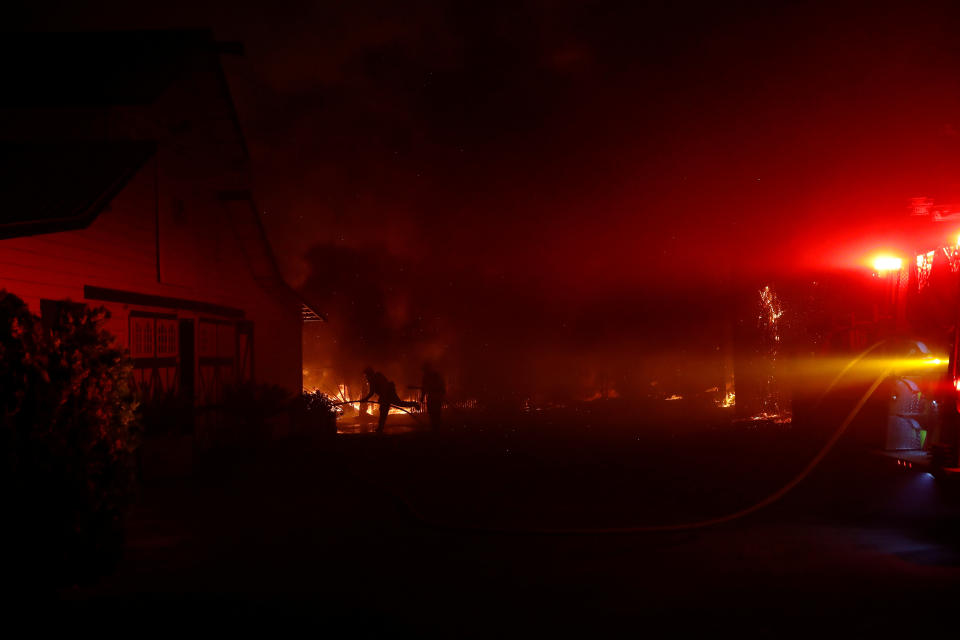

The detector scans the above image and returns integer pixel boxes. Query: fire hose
[330,398,430,424]
[332,362,894,535]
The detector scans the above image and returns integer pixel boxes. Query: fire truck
[805,199,960,476]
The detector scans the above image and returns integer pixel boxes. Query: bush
[298,390,339,437]
[0,292,140,588]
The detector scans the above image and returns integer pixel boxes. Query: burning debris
[718,391,735,408]
[301,379,422,433]
[755,284,789,422]
[759,285,784,343]
[584,389,621,402]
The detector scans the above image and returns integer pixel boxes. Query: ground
[45,410,960,636]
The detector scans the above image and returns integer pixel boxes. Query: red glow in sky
[16,1,960,293]
[14,0,960,395]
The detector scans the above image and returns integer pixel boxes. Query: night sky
[13,0,960,399]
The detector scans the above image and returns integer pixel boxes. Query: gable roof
[0,29,245,239]
[0,31,315,317]
[0,30,221,107]
[0,142,156,239]
[0,30,249,157]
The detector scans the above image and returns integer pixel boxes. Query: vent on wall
[302,304,324,323]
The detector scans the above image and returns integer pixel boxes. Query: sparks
[758,285,788,420]
[759,285,783,328]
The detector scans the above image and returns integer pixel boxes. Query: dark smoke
[300,241,733,406]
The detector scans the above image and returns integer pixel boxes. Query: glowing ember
[718,391,735,408]
[665,394,683,401]
[584,388,621,401]
[747,412,790,424]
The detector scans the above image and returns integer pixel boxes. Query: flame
[718,391,735,408]
[303,374,423,420]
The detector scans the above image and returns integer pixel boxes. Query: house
[0,30,319,444]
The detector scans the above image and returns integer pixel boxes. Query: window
[129,313,177,360]
[157,318,178,358]
[130,316,156,358]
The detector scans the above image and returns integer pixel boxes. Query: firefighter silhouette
[361,366,419,433]
[420,362,446,430]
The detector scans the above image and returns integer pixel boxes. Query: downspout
[154,153,161,283]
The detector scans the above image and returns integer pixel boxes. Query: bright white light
[873,256,903,273]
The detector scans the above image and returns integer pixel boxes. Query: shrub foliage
[0,291,140,587]
[300,390,339,436]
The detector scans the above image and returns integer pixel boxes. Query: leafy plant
[300,390,339,436]
[1,291,140,588]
